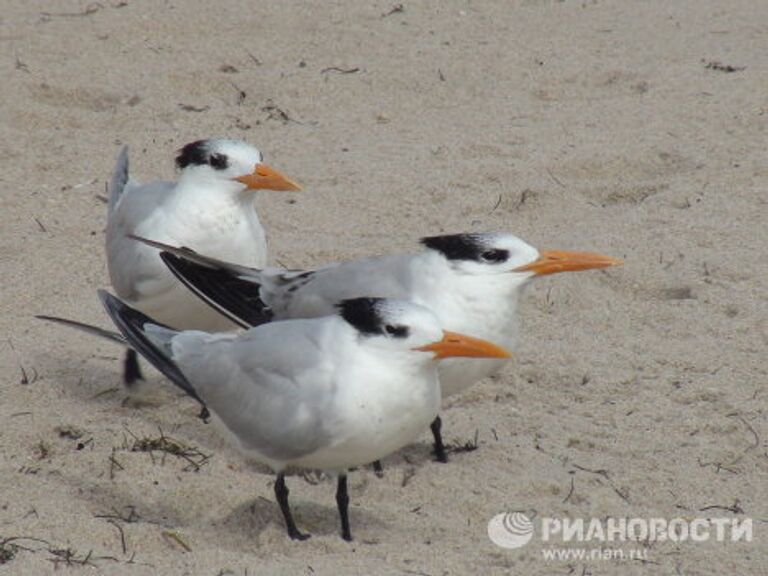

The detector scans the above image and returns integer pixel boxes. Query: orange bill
[235,164,302,191]
[416,331,511,359]
[514,250,623,276]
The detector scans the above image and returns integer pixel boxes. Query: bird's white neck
[411,253,526,347]
[176,172,254,202]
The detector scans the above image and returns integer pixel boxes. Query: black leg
[430,415,448,463]
[123,348,144,388]
[372,460,384,478]
[336,474,352,541]
[274,473,309,541]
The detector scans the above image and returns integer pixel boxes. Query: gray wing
[155,250,414,325]
[171,319,339,461]
[125,237,418,328]
[108,145,130,215]
[265,253,415,318]
[105,179,178,302]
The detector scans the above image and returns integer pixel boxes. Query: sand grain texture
[1,1,765,574]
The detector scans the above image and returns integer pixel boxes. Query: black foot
[274,473,310,541]
[430,416,448,463]
[336,475,352,541]
[198,405,211,423]
[288,526,311,541]
[372,460,384,478]
[123,348,144,387]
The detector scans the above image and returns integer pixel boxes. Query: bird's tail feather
[36,315,127,345]
[107,145,129,214]
[97,290,205,406]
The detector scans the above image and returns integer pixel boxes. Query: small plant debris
[96,505,141,525]
[56,425,85,440]
[19,364,39,385]
[48,547,96,568]
[401,466,416,487]
[106,521,127,554]
[76,437,94,451]
[261,100,294,124]
[108,448,124,479]
[0,540,18,565]
[321,66,360,75]
[41,3,103,19]
[0,535,118,568]
[704,60,745,73]
[382,4,404,17]
[8,340,38,385]
[229,82,246,105]
[161,531,191,552]
[571,463,630,503]
[35,440,51,460]
[699,500,744,514]
[447,429,480,454]
[15,53,30,73]
[178,103,210,113]
[126,428,210,472]
[0,536,50,565]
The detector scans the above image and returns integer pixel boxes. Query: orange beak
[235,164,301,191]
[415,330,511,360]
[514,250,623,276]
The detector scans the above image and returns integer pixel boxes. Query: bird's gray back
[263,253,417,319]
[170,319,342,461]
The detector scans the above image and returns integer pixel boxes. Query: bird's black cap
[175,140,229,170]
[420,233,508,263]
[337,298,387,336]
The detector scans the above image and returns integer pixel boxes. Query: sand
[1,1,765,574]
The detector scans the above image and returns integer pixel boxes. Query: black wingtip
[97,290,206,407]
[159,252,272,329]
[98,289,174,332]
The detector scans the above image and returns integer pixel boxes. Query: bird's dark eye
[481,249,509,263]
[209,153,229,170]
[384,324,409,338]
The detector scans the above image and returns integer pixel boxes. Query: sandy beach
[1,1,765,574]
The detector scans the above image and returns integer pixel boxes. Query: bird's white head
[175,139,301,193]
[336,297,510,361]
[420,232,622,287]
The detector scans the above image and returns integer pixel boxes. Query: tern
[44,291,510,541]
[106,139,301,387]
[136,232,622,462]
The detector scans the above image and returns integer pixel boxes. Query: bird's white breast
[421,274,522,398]
[289,352,441,471]
[106,182,267,331]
